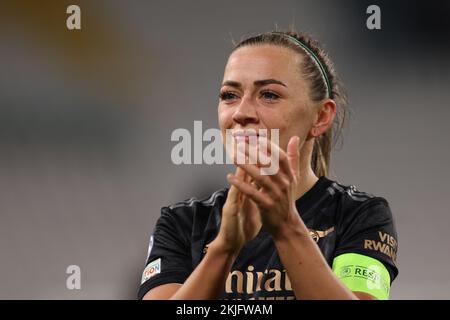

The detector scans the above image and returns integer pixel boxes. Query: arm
[143,238,236,300]
[171,238,237,299]
[227,136,380,300]
[144,168,262,300]
[273,217,359,299]
[260,201,391,300]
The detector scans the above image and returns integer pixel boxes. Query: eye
[219,91,239,102]
[260,91,280,102]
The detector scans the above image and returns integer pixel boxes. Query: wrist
[208,236,241,260]
[271,213,310,243]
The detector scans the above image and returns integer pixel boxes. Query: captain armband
[332,253,391,300]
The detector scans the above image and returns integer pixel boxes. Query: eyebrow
[221,79,287,88]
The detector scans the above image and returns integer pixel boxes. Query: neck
[294,139,319,201]
[294,167,319,201]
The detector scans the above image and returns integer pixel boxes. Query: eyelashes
[219,91,238,101]
[260,91,280,101]
[219,90,281,103]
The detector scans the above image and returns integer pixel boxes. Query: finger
[235,141,248,166]
[287,136,300,183]
[250,179,261,191]
[236,163,281,198]
[235,166,249,203]
[243,167,252,184]
[243,143,294,193]
[228,173,273,208]
[259,137,293,181]
[226,166,247,205]
[241,167,253,202]
[269,138,294,181]
[225,180,239,206]
[240,159,291,200]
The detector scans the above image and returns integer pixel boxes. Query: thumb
[287,136,300,181]
[226,167,246,207]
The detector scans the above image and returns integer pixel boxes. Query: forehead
[223,44,303,83]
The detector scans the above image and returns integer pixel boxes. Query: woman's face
[218,44,317,155]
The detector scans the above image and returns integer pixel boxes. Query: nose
[232,95,259,126]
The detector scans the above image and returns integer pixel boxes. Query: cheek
[280,106,313,140]
[218,105,232,131]
[218,106,235,147]
[260,108,286,129]
[258,110,290,148]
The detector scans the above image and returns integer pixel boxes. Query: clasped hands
[216,136,305,255]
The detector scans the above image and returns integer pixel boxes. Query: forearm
[170,238,237,300]
[274,220,357,300]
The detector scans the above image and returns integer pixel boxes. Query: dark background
[0,0,449,299]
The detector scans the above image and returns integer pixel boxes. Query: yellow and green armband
[332,253,391,300]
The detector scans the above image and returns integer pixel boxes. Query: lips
[231,129,266,138]
[232,130,258,143]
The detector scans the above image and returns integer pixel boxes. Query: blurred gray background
[0,0,449,299]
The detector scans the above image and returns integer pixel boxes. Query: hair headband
[271,32,332,98]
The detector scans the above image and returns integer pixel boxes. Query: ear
[310,99,336,137]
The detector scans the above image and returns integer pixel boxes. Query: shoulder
[151,188,229,249]
[325,179,397,254]
[327,179,399,279]
[159,188,229,224]
[327,178,390,212]
[327,179,387,205]
[165,188,228,215]
[167,188,229,211]
[325,178,394,228]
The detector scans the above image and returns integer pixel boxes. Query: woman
[138,30,398,300]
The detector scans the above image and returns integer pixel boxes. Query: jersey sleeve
[137,206,193,299]
[333,198,399,298]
